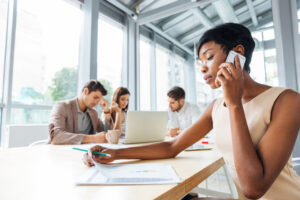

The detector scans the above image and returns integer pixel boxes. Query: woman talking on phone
[84,23,300,200]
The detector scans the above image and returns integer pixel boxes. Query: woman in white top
[84,23,300,200]
[110,87,130,136]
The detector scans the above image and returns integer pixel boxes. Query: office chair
[292,157,300,176]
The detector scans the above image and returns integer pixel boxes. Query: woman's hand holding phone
[216,53,245,108]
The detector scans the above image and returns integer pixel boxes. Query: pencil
[72,147,111,157]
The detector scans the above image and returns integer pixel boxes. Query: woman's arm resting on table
[84,100,216,164]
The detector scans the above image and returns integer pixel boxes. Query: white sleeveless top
[212,87,300,200]
[121,112,127,136]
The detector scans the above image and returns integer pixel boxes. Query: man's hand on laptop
[83,145,116,165]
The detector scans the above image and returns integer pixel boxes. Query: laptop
[121,111,168,144]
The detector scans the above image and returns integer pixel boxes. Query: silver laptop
[121,111,168,144]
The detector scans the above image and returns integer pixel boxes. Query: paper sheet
[76,162,181,185]
[185,143,212,151]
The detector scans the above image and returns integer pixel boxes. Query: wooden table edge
[155,158,225,200]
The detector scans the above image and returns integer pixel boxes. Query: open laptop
[120,111,168,144]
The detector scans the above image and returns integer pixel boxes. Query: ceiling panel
[112,0,273,54]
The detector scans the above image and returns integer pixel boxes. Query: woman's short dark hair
[82,80,107,96]
[112,87,130,112]
[196,23,255,73]
[167,86,185,100]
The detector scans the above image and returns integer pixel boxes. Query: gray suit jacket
[48,98,112,145]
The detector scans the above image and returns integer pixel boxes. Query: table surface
[0,144,224,200]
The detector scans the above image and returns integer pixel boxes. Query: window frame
[97,13,126,94]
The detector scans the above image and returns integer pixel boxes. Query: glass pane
[174,55,185,88]
[156,45,171,111]
[251,50,266,83]
[12,0,82,105]
[262,29,275,41]
[139,37,151,111]
[10,108,51,124]
[264,49,278,86]
[251,26,278,86]
[0,108,2,137]
[0,0,8,102]
[98,16,124,102]
[298,0,300,34]
[252,31,262,42]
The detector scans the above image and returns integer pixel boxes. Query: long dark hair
[111,87,130,122]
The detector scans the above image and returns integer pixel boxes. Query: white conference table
[0,144,224,200]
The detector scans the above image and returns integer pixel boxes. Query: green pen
[72,147,111,157]
[103,124,107,133]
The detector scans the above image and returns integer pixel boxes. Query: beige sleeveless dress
[212,87,300,200]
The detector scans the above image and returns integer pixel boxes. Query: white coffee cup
[105,130,121,144]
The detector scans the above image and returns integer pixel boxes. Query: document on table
[76,162,181,185]
[185,143,212,151]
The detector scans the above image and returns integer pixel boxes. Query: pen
[103,124,107,133]
[72,147,111,157]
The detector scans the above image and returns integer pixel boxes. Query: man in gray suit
[49,80,120,145]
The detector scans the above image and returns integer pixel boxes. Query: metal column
[272,0,300,158]
[1,0,17,146]
[272,0,299,91]
[150,33,157,111]
[125,17,139,110]
[77,0,99,94]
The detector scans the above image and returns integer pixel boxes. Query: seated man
[167,86,201,137]
[49,80,120,145]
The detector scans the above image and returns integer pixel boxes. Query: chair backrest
[28,139,48,147]
[293,133,300,158]
[5,124,49,148]
[292,157,300,176]
[292,131,300,175]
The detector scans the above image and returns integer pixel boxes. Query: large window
[11,0,82,124]
[156,45,172,111]
[251,27,279,86]
[139,36,188,111]
[0,0,8,103]
[97,16,124,103]
[139,36,151,111]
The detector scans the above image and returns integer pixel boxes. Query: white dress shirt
[168,101,201,130]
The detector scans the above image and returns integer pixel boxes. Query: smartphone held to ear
[225,50,246,69]
[215,50,246,88]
